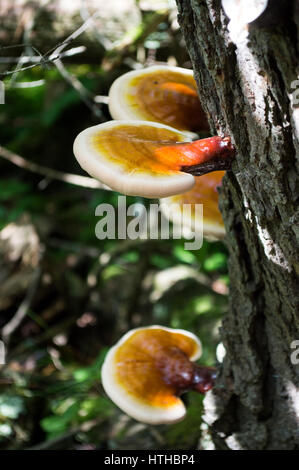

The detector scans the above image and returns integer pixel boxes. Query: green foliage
[41,401,81,435]
[73,350,107,383]
[39,351,112,439]
[173,245,197,264]
[0,395,24,419]
[203,252,227,272]
[164,394,203,449]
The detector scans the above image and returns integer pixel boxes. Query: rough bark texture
[176,0,299,450]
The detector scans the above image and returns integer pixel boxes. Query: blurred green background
[0,0,228,450]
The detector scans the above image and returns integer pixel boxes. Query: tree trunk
[176,0,299,450]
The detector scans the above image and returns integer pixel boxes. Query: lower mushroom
[101,326,216,424]
[160,172,226,241]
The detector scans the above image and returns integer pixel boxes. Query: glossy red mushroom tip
[180,136,236,177]
[192,365,217,394]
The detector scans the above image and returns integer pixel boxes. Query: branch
[0,10,99,78]
[0,46,86,64]
[1,266,42,343]
[49,12,105,117]
[51,13,100,58]
[0,146,111,190]
[54,57,103,118]
[0,46,87,77]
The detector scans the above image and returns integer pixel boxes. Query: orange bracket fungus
[101,326,216,424]
[108,65,209,134]
[160,172,226,241]
[73,120,235,198]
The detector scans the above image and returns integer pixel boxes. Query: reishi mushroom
[101,325,216,424]
[108,65,209,134]
[106,66,229,236]
[160,172,226,241]
[73,120,235,198]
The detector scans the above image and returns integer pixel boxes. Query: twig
[9,9,37,86]
[94,95,109,104]
[1,266,42,343]
[0,17,103,115]
[50,12,104,117]
[54,57,103,118]
[102,11,169,71]
[51,13,100,58]
[0,146,111,191]
[0,61,52,77]
[80,0,113,50]
[0,46,86,64]
[0,49,87,77]
[5,314,81,361]
[27,418,103,450]
[0,43,44,53]
[0,15,94,78]
[7,80,45,88]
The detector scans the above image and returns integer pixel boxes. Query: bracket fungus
[101,326,216,424]
[73,120,235,198]
[108,65,209,134]
[160,172,226,241]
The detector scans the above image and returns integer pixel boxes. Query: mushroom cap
[108,65,209,133]
[73,120,195,198]
[160,172,226,240]
[101,325,202,425]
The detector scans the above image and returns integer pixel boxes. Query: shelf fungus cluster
[101,326,216,424]
[73,65,235,235]
[74,68,224,424]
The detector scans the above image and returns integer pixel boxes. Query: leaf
[150,254,173,269]
[73,349,108,383]
[203,252,227,272]
[173,245,196,264]
[78,396,113,421]
[40,401,80,434]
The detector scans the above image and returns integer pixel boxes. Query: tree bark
[176,0,299,450]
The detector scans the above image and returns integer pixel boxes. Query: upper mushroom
[101,325,216,425]
[73,120,235,198]
[108,65,209,133]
